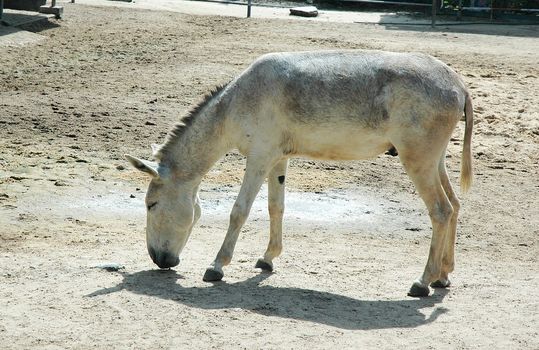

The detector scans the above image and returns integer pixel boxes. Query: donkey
[126,50,473,297]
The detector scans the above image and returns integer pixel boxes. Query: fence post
[247,0,251,17]
[431,0,437,27]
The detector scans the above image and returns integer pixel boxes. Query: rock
[290,6,318,17]
[116,164,125,170]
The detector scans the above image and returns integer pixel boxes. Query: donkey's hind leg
[400,151,454,297]
[431,154,460,289]
[256,159,289,272]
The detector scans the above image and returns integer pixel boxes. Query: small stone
[116,165,125,170]
[94,263,125,272]
[130,194,136,198]
[145,121,156,126]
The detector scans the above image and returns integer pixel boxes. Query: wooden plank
[290,6,319,17]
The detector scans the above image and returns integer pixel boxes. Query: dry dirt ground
[1,4,538,349]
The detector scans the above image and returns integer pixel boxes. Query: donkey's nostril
[156,255,179,268]
[154,251,180,269]
[148,246,179,268]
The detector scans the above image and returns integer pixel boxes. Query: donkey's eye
[147,202,158,210]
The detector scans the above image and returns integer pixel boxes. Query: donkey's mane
[156,82,230,160]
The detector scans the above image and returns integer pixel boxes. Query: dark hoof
[203,268,224,282]
[431,279,451,288]
[255,258,273,272]
[408,282,430,297]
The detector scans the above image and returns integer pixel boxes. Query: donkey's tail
[460,92,473,194]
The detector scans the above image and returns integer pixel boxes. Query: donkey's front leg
[256,159,288,272]
[203,156,280,282]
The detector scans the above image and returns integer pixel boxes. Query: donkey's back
[230,50,469,162]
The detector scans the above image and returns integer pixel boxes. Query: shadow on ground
[1,12,59,34]
[377,14,539,38]
[87,269,448,330]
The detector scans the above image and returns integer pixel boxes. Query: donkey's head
[125,154,201,269]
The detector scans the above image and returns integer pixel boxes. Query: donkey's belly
[292,129,392,160]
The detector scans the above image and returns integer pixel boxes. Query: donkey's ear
[125,154,159,178]
[150,143,162,157]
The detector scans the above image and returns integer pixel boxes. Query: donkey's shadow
[87,270,448,330]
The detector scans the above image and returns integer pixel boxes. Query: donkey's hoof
[203,268,224,282]
[431,279,451,288]
[408,281,430,297]
[255,258,273,272]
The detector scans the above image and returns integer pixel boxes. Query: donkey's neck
[158,89,233,180]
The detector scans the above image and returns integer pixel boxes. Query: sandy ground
[1,3,538,349]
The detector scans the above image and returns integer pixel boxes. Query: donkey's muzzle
[149,247,180,269]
